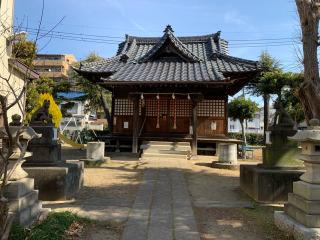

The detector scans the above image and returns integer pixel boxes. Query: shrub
[27,93,62,128]
[228,132,264,146]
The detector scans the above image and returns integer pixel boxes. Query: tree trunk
[296,0,320,120]
[240,120,247,158]
[100,93,111,129]
[263,94,270,143]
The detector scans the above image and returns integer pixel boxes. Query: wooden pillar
[132,96,139,153]
[110,93,115,133]
[191,100,199,159]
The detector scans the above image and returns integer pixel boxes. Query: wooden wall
[112,95,227,137]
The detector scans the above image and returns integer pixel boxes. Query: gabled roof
[139,25,201,63]
[77,25,259,87]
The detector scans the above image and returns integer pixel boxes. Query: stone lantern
[1,125,50,227]
[240,104,304,203]
[275,119,320,239]
[0,126,41,180]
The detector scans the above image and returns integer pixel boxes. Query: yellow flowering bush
[28,93,62,128]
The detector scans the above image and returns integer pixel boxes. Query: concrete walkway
[121,159,200,240]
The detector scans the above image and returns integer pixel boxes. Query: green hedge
[227,132,264,146]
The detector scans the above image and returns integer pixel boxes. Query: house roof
[77,25,259,85]
[56,91,87,100]
[8,58,39,80]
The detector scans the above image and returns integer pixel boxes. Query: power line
[16,26,124,40]
[15,26,301,48]
[16,26,300,44]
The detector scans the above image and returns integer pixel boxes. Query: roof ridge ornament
[164,25,174,33]
[214,31,221,42]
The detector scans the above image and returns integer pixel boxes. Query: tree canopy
[228,97,258,151]
[12,37,36,67]
[228,97,259,123]
[71,52,112,126]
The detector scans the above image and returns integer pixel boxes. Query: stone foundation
[274,211,320,240]
[23,160,84,201]
[240,164,304,203]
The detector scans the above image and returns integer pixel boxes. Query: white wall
[228,108,275,134]
[0,0,27,121]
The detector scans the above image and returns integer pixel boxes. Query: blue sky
[15,0,301,73]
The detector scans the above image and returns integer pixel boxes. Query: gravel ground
[45,150,143,239]
[187,155,291,240]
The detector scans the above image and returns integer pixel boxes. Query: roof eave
[8,58,39,80]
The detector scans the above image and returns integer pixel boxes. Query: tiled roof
[78,25,259,84]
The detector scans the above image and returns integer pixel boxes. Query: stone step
[140,144,191,152]
[14,201,42,227]
[142,141,190,147]
[288,192,320,215]
[143,149,190,155]
[293,181,320,201]
[9,190,39,213]
[141,153,187,160]
[285,203,320,228]
[4,178,34,199]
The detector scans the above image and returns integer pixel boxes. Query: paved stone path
[121,159,201,240]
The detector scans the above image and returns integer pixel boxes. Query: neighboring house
[76,25,260,154]
[228,107,276,134]
[0,0,39,124]
[33,54,77,82]
[58,92,104,133]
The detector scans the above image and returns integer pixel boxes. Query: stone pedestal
[275,119,320,239]
[240,109,304,203]
[23,125,84,201]
[87,142,105,160]
[4,178,50,227]
[240,165,304,203]
[23,160,84,201]
[81,142,109,166]
[25,126,62,166]
[212,143,238,170]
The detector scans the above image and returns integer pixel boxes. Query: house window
[169,99,191,117]
[198,100,225,117]
[114,99,133,116]
[145,99,167,117]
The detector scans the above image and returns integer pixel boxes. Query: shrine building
[76,25,260,157]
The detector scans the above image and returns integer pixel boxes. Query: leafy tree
[228,97,259,156]
[12,37,36,67]
[72,52,112,128]
[247,51,280,142]
[26,75,73,115]
[248,52,305,139]
[26,77,54,114]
